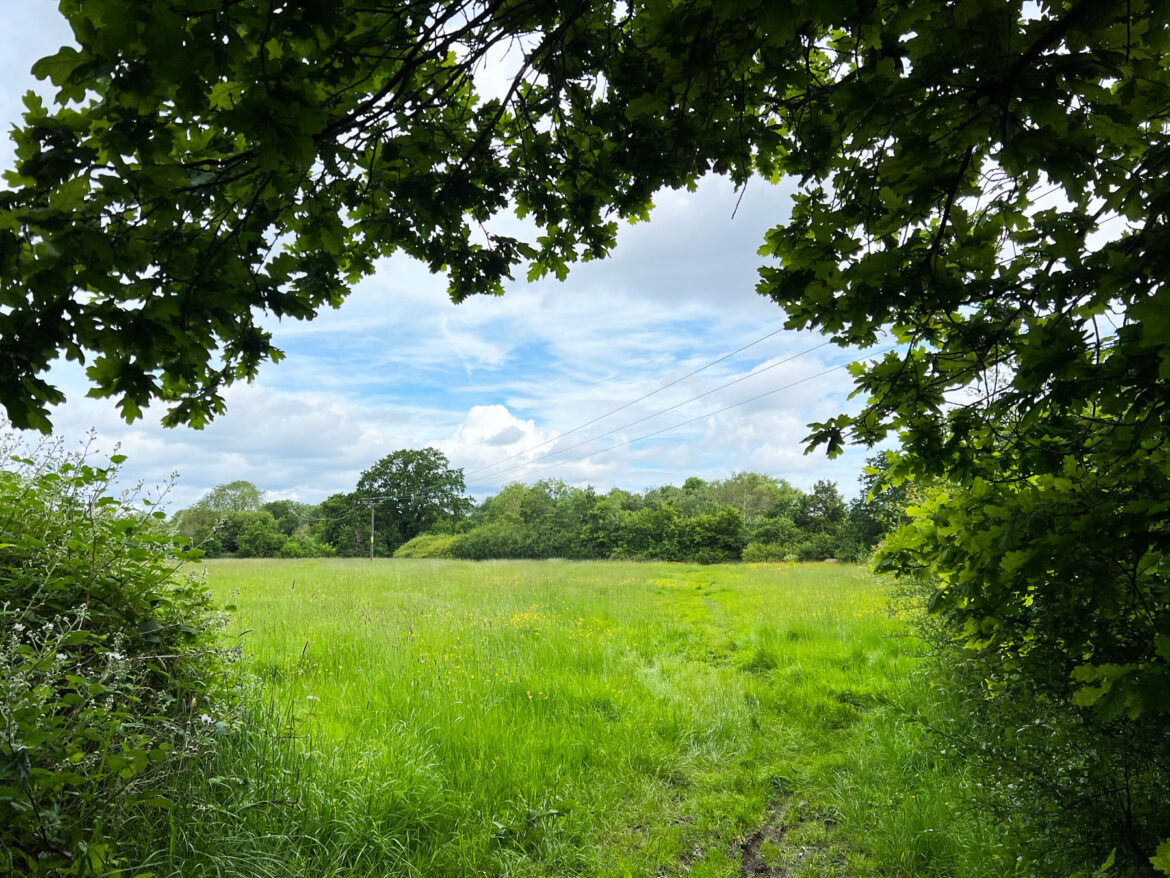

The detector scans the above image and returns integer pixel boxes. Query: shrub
[614,503,684,560]
[236,514,286,557]
[742,541,793,563]
[449,519,531,559]
[393,533,458,558]
[795,531,841,561]
[748,514,800,547]
[213,509,278,555]
[882,463,1170,872]
[189,524,224,558]
[679,505,745,563]
[277,534,338,558]
[0,434,228,875]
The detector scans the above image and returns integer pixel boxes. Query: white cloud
[2,8,882,511]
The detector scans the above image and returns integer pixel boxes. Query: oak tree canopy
[0,0,1164,444]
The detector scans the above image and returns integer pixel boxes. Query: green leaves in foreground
[8,0,1163,446]
[1152,839,1170,875]
[878,440,1170,868]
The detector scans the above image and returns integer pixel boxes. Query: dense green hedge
[394,474,895,564]
[0,438,229,875]
[185,461,907,563]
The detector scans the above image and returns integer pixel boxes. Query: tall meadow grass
[133,559,1007,876]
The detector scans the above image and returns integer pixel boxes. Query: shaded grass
[133,559,1008,876]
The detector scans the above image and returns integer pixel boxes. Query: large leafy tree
[190,479,264,512]
[356,447,471,554]
[793,479,846,535]
[1,0,760,429]
[310,491,365,556]
[4,1,1167,442]
[709,472,800,524]
[170,478,265,546]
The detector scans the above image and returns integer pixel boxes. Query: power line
[464,328,828,479]
[508,347,897,481]
[472,341,841,482]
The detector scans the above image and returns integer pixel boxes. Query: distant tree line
[170,449,908,564]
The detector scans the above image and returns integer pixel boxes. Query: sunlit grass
[144,559,1006,876]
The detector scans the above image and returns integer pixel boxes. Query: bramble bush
[0,433,229,875]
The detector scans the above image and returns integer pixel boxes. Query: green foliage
[277,533,337,559]
[794,480,847,535]
[9,0,1163,454]
[211,510,278,556]
[356,448,471,556]
[597,500,747,564]
[611,502,686,561]
[449,519,532,560]
[793,532,842,563]
[235,514,286,558]
[393,533,458,559]
[880,443,1170,870]
[261,499,313,537]
[1,0,781,429]
[0,435,227,875]
[710,472,801,524]
[456,480,602,560]
[677,505,747,564]
[424,470,903,564]
[171,480,275,557]
[749,514,801,546]
[1153,839,1170,875]
[168,464,905,565]
[193,480,264,513]
[310,492,365,556]
[742,541,791,563]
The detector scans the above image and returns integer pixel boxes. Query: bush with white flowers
[0,434,228,875]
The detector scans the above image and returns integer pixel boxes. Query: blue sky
[2,3,887,510]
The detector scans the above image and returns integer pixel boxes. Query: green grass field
[153,559,1007,877]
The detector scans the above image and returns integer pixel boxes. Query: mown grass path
[190,559,1003,877]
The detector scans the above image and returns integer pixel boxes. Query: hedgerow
[0,434,230,875]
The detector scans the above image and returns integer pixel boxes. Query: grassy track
[156,559,1005,877]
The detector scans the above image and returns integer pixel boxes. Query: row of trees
[170,450,908,564]
[398,468,905,563]
[170,481,332,558]
[170,448,470,558]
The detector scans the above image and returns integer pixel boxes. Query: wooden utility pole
[363,499,381,560]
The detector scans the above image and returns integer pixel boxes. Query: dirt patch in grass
[733,798,848,878]
[738,800,790,877]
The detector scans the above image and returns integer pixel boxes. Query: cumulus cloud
[485,426,524,446]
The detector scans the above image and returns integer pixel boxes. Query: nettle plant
[0,433,228,875]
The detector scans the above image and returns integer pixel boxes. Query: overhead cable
[474,340,841,482]
[508,347,897,480]
[464,329,828,478]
